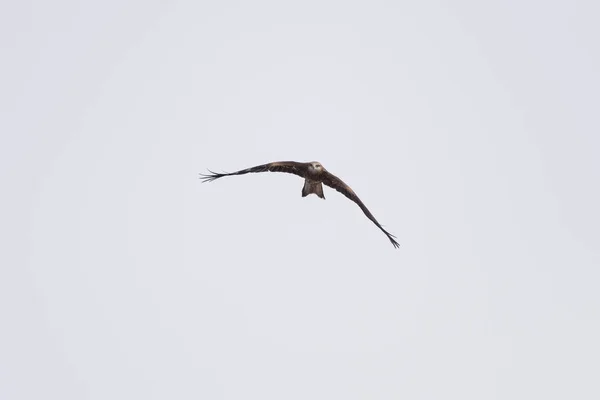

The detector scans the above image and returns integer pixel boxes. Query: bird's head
[309,162,324,172]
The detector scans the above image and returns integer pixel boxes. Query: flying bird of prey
[199,161,399,248]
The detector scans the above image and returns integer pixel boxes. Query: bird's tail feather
[302,180,325,199]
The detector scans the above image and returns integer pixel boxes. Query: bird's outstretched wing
[199,161,309,183]
[321,171,400,248]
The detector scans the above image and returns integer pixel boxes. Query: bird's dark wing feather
[321,171,399,248]
[199,161,309,183]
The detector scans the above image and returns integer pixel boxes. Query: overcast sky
[2,1,599,399]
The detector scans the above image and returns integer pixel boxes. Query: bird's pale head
[309,162,323,171]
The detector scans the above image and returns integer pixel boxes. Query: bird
[199,161,399,248]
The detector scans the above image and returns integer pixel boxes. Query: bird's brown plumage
[199,161,308,182]
[199,161,399,248]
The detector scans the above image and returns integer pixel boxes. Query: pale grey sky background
[1,1,599,399]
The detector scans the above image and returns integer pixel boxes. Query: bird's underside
[199,161,399,248]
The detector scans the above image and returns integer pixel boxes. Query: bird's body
[200,161,399,248]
